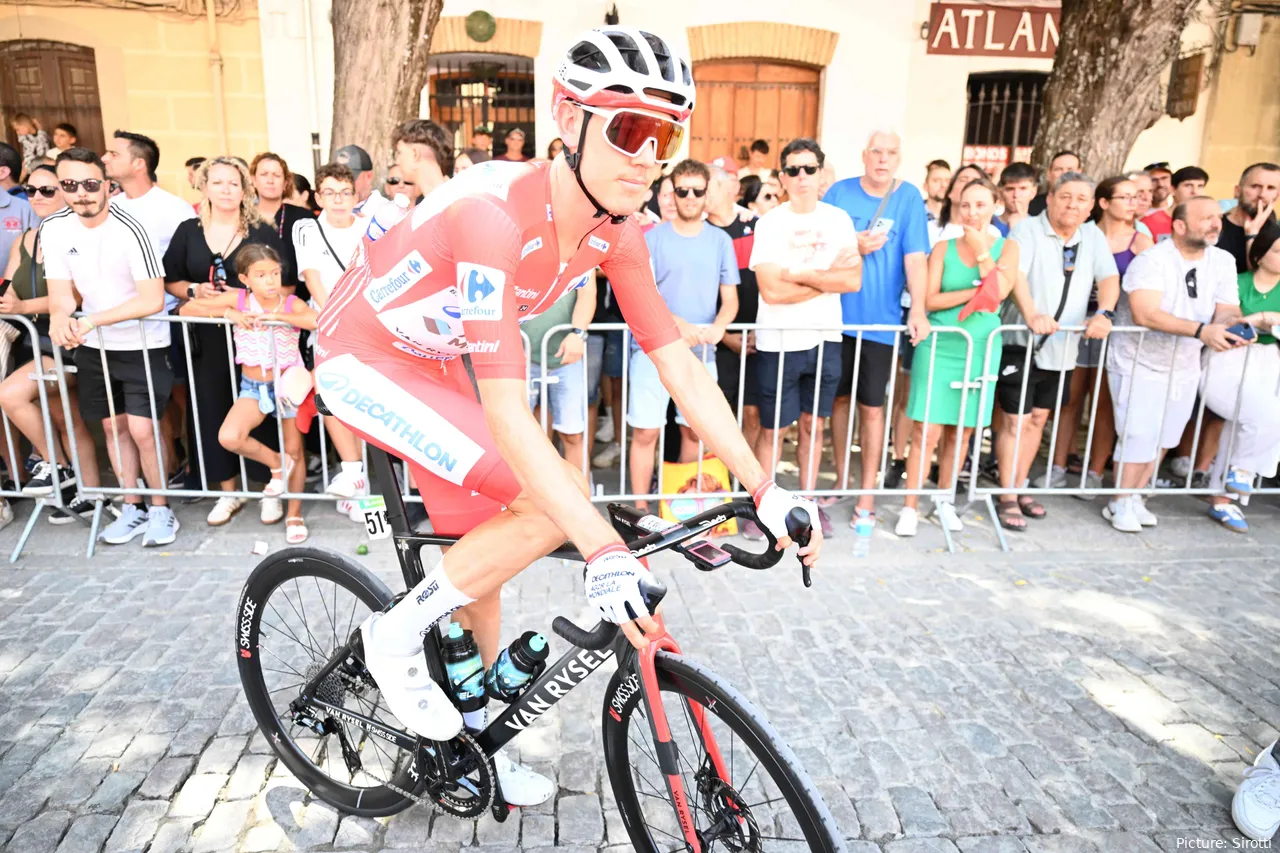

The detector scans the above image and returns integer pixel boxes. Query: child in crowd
[8,114,50,178]
[179,244,316,543]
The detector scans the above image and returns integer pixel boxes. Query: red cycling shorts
[313,349,522,536]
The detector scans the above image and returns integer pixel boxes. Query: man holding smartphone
[821,130,930,521]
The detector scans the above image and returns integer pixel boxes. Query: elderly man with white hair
[821,129,932,526]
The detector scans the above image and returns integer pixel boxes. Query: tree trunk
[329,0,443,178]
[1032,0,1200,178]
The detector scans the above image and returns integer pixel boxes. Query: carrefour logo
[365,250,432,309]
[456,263,505,322]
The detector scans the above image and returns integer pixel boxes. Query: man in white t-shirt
[1104,196,1244,532]
[44,148,177,548]
[293,161,368,507]
[749,138,860,537]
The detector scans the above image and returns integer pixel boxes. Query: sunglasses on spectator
[59,179,103,193]
[210,254,228,287]
[674,187,706,198]
[1185,268,1198,299]
[21,184,59,198]
[1062,245,1078,275]
[782,165,819,177]
[578,104,686,163]
[319,189,355,199]
[385,178,413,186]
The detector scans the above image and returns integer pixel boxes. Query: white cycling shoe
[494,751,555,806]
[360,613,464,742]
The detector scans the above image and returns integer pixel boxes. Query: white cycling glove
[584,545,654,624]
[752,480,819,542]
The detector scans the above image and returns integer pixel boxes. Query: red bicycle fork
[636,615,736,853]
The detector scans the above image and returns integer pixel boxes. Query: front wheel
[602,652,847,852]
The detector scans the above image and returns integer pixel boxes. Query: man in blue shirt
[0,183,37,271]
[821,131,931,523]
[630,158,739,511]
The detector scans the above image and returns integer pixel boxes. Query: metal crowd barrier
[4,311,1272,562]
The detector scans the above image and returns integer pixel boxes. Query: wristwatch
[187,284,197,299]
[1097,309,1115,321]
[571,327,589,341]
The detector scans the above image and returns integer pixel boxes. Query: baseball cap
[710,156,739,175]
[473,123,494,136]
[334,144,373,173]
[506,127,526,139]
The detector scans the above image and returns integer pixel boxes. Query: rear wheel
[236,547,420,816]
[602,652,846,852]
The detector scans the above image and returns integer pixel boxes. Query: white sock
[341,460,364,476]
[372,559,475,656]
[463,706,488,733]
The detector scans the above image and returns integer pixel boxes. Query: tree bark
[1032,0,1201,179]
[329,0,443,178]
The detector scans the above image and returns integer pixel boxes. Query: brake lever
[784,507,813,588]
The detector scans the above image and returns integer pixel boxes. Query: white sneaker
[930,499,964,532]
[1133,498,1158,527]
[1033,465,1068,489]
[494,751,556,807]
[595,414,615,444]
[325,467,367,499]
[1169,455,1193,480]
[336,498,365,523]
[142,506,180,547]
[1234,741,1280,840]
[0,498,12,531]
[359,612,464,742]
[1102,497,1142,533]
[591,442,621,470]
[1073,470,1104,500]
[894,507,918,537]
[261,498,284,525]
[100,502,148,544]
[207,496,245,526]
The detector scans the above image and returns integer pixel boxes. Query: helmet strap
[565,111,626,226]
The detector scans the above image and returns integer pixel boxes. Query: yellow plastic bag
[658,455,738,537]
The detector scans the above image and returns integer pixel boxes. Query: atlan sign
[926,3,1061,59]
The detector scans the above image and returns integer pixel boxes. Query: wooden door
[0,41,105,156]
[690,60,821,168]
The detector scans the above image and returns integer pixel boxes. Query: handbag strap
[314,221,347,273]
[1030,241,1077,357]
[868,180,899,228]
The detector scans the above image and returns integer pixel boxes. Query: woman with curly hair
[163,156,290,526]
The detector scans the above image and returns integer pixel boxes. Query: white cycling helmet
[553,27,695,123]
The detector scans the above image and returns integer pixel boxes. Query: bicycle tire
[236,546,417,817]
[602,651,847,852]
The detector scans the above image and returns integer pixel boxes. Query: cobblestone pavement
[1,486,1279,853]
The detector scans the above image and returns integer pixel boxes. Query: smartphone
[870,217,894,236]
[682,539,732,568]
[1226,322,1256,342]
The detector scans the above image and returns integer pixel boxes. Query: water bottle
[484,631,549,703]
[364,193,412,242]
[852,509,874,558]
[441,622,487,712]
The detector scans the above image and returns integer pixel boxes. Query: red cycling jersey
[314,160,679,534]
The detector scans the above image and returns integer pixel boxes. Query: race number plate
[358,495,390,540]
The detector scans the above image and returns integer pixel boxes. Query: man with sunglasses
[1104,196,1244,532]
[312,26,821,804]
[43,148,176,546]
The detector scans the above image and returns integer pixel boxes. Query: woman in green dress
[897,177,1018,537]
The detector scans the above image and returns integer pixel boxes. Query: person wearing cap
[1142,166,1208,242]
[495,127,528,163]
[333,144,387,217]
[470,124,493,154]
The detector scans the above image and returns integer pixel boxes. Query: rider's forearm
[653,344,769,495]
[479,381,622,555]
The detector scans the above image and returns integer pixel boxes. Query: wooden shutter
[0,41,105,156]
[690,60,821,167]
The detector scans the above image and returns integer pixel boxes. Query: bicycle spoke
[266,598,319,661]
[259,646,307,680]
[312,575,339,652]
[290,578,328,660]
[268,680,304,695]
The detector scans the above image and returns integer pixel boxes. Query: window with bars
[961,71,1046,177]
[426,53,535,159]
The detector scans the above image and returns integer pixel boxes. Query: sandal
[815,495,842,508]
[1017,496,1047,519]
[286,515,309,544]
[996,499,1027,531]
[264,456,296,498]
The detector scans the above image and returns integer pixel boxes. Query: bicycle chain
[378,732,496,819]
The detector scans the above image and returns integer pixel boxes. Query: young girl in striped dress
[180,244,317,543]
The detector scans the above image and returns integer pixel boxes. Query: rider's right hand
[584,544,659,649]
[752,480,822,566]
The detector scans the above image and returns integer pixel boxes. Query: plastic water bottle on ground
[852,509,873,558]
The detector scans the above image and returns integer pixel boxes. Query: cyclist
[314,26,823,805]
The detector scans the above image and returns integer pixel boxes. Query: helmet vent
[606,32,649,76]
[570,42,610,73]
[641,32,676,83]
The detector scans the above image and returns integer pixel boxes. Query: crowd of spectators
[0,111,1277,547]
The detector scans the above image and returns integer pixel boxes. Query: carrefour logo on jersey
[457,263,505,322]
[365,250,432,309]
[588,235,610,253]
